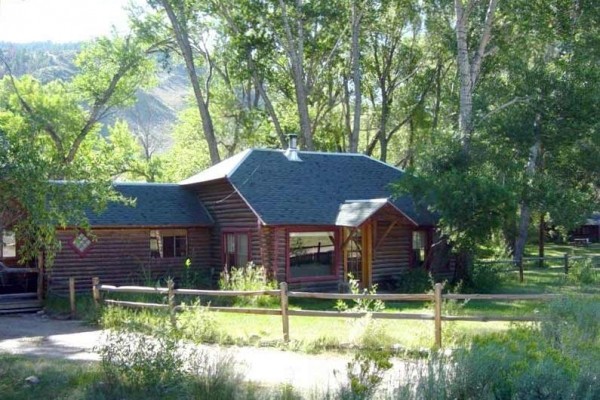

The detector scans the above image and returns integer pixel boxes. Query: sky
[0,0,132,43]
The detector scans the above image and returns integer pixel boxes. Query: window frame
[1,229,17,260]
[410,229,429,269]
[150,229,188,259]
[286,227,339,283]
[221,230,252,268]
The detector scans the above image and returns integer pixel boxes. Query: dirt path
[0,313,408,391]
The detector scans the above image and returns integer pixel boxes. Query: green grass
[0,354,102,400]
[80,243,599,353]
[525,242,600,258]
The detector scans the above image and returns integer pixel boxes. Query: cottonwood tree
[136,0,221,164]
[0,34,154,263]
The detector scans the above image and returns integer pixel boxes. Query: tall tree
[140,0,221,164]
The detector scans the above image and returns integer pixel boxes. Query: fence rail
[90,277,574,348]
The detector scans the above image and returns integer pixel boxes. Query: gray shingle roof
[87,183,213,227]
[181,149,434,226]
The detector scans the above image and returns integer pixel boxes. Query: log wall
[371,221,412,285]
[192,180,261,273]
[49,227,211,292]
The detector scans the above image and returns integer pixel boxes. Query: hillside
[0,41,189,151]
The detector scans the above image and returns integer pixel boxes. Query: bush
[394,268,433,294]
[389,296,600,400]
[336,273,385,313]
[177,300,222,343]
[97,328,245,399]
[567,259,598,285]
[468,261,507,293]
[219,262,278,307]
[339,349,393,399]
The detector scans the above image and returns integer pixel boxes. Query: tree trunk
[454,0,498,149]
[513,124,542,282]
[514,202,531,282]
[538,213,545,268]
[455,0,473,146]
[278,0,313,150]
[349,0,362,153]
[159,0,221,165]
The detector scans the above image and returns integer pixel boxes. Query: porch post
[361,220,373,288]
[342,227,349,281]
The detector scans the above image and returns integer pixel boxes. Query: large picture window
[1,230,16,259]
[223,232,250,268]
[289,231,336,280]
[150,229,187,258]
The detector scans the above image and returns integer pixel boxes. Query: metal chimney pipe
[284,133,302,161]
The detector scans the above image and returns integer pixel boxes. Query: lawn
[0,354,102,400]
[51,243,597,353]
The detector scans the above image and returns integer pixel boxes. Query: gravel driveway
[0,313,409,391]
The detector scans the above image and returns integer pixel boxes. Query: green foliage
[566,259,598,286]
[348,314,395,351]
[394,268,434,294]
[176,300,221,343]
[335,273,385,313]
[468,262,508,293]
[391,296,600,400]
[0,33,155,265]
[340,349,393,400]
[98,328,245,399]
[218,262,278,307]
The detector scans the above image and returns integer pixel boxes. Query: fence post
[564,253,569,275]
[280,282,290,342]
[434,282,443,349]
[69,277,76,319]
[92,277,100,307]
[168,279,177,329]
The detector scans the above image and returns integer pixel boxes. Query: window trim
[221,229,252,268]
[410,229,430,269]
[150,229,188,259]
[286,227,339,283]
[1,229,17,260]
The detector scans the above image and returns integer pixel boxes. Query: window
[223,232,250,268]
[289,231,336,280]
[150,229,187,258]
[1,230,16,259]
[412,231,427,267]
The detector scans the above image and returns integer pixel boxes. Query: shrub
[394,268,433,294]
[468,261,507,293]
[98,329,185,397]
[177,300,221,343]
[389,296,600,400]
[567,259,598,286]
[338,348,393,399]
[97,328,245,399]
[335,273,385,312]
[219,262,278,307]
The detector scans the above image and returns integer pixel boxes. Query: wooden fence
[91,277,562,348]
[478,253,599,274]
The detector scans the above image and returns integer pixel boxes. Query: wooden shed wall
[192,180,261,272]
[371,221,412,285]
[49,227,211,292]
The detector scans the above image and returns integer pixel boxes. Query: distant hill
[0,41,189,151]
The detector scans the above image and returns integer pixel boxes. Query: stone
[25,376,40,385]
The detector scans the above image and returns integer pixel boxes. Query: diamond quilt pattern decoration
[72,232,93,256]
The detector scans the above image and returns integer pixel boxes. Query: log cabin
[2,136,446,294]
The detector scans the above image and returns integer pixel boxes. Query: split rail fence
[478,254,600,274]
[91,277,562,348]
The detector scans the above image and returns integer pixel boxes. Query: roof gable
[185,149,433,226]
